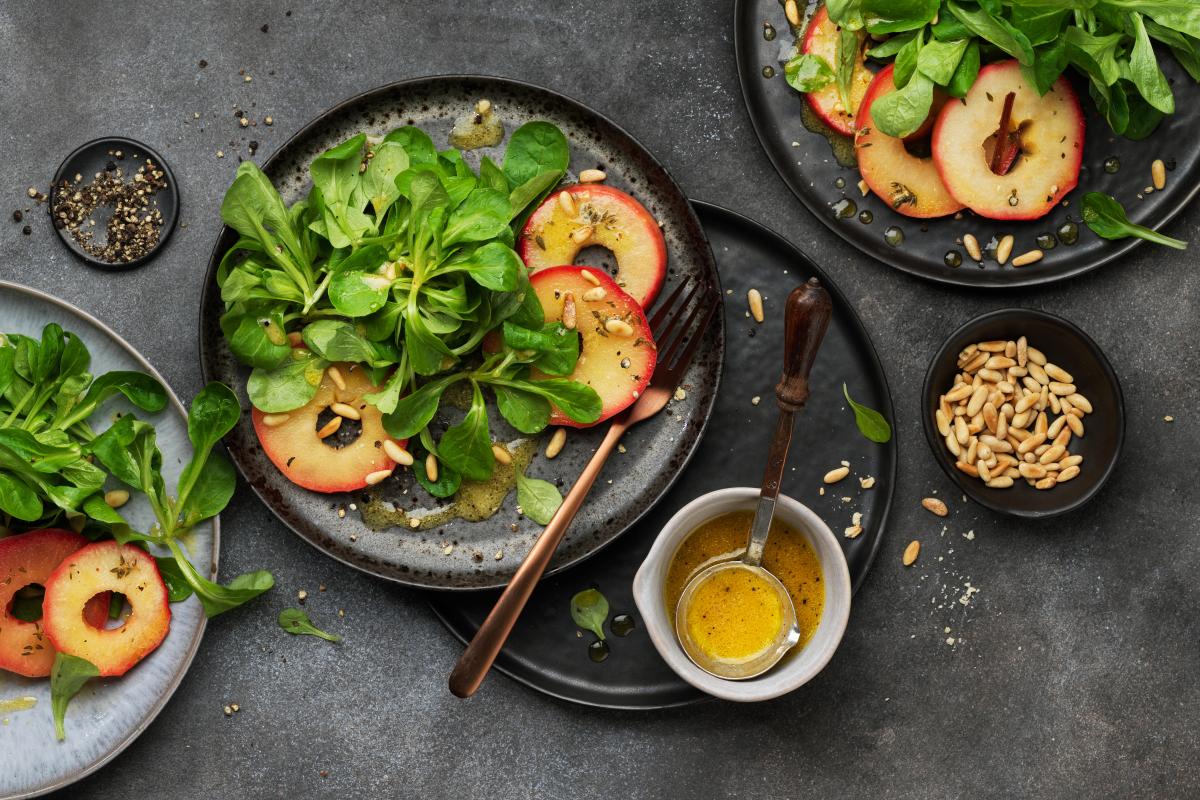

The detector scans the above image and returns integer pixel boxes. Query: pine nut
[365,469,393,486]
[946,384,972,402]
[954,416,969,445]
[1067,414,1084,437]
[562,292,577,330]
[945,432,961,457]
[1066,393,1093,413]
[104,489,130,509]
[903,540,920,566]
[491,443,513,465]
[1049,382,1075,397]
[1047,415,1067,439]
[1019,462,1047,480]
[936,409,951,437]
[747,289,765,323]
[327,366,347,391]
[605,318,634,337]
[582,286,607,302]
[978,340,1008,352]
[979,434,1012,453]
[984,356,1015,370]
[987,476,1014,488]
[996,235,1014,265]
[1039,444,1066,464]
[571,225,594,244]
[475,99,492,115]
[1152,159,1166,191]
[317,417,342,438]
[965,437,978,464]
[956,461,979,478]
[331,402,361,420]
[962,352,987,372]
[1005,340,1017,358]
[1035,476,1057,490]
[922,497,948,517]
[1026,346,1047,366]
[1012,250,1043,267]
[581,269,601,285]
[1017,432,1045,454]
[558,191,577,216]
[545,427,567,459]
[785,0,801,26]
[983,403,998,433]
[966,386,988,416]
[262,413,291,427]
[963,234,982,261]
[977,460,992,482]
[1035,411,1049,436]
[425,453,439,482]
[824,466,850,484]
[579,168,607,183]
[1029,363,1049,385]
[978,368,1004,383]
[1057,465,1080,483]
[1043,363,1071,383]
[1017,336,1028,367]
[383,440,414,466]
[1061,455,1083,469]
[1053,427,1072,448]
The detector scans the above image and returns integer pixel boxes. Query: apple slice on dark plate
[734,0,1200,288]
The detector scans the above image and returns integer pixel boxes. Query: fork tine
[658,288,718,370]
[647,278,692,332]
[651,280,705,347]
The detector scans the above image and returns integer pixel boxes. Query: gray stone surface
[1,1,1197,798]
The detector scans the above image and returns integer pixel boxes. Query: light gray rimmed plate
[0,280,217,800]
[199,76,725,590]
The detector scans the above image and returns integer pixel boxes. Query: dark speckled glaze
[199,76,724,590]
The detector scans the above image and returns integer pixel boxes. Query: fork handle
[448,419,628,698]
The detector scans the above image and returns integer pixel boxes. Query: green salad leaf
[516,469,563,526]
[843,383,893,443]
[279,608,342,642]
[1081,192,1188,249]
[570,588,610,640]
[50,654,100,742]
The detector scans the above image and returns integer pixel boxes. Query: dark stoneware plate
[0,280,215,799]
[199,76,724,590]
[49,136,178,271]
[429,201,897,709]
[734,0,1200,288]
[922,309,1124,518]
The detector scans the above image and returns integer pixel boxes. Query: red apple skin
[801,5,873,136]
[0,529,109,678]
[252,361,407,494]
[932,60,1084,221]
[528,266,656,427]
[43,541,170,677]
[518,184,666,308]
[855,66,966,219]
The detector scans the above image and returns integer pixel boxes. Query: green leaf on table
[278,608,341,642]
[516,470,563,526]
[843,383,892,443]
[1081,192,1188,249]
[50,653,100,741]
[570,588,609,641]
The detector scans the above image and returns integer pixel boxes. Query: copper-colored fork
[448,278,721,698]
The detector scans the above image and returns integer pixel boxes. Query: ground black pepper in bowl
[50,155,168,264]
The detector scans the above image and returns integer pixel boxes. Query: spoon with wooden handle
[744,277,832,567]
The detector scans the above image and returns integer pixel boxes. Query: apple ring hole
[902,137,933,159]
[573,244,618,279]
[981,119,1034,175]
[316,406,363,450]
[86,591,129,630]
[9,583,45,622]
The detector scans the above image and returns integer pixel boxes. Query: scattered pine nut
[902,540,920,566]
[545,427,567,459]
[582,286,607,302]
[104,489,130,509]
[317,417,342,439]
[558,191,576,216]
[330,402,361,420]
[578,168,606,183]
[823,466,850,484]
[1011,249,1044,267]
[365,469,393,486]
[844,525,862,538]
[581,269,601,286]
[475,99,492,115]
[859,476,876,489]
[383,440,414,466]
[562,292,577,330]
[570,225,594,244]
[996,234,1014,265]
[491,443,513,465]
[425,453,439,482]
[785,0,800,26]
[921,497,948,517]
[1152,159,1166,191]
[747,289,765,323]
[605,318,634,337]
[261,413,290,427]
[327,366,347,391]
[857,179,870,197]
[963,234,982,262]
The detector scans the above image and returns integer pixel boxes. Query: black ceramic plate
[734,0,1200,288]
[922,309,1124,518]
[50,136,179,270]
[199,76,723,590]
[430,201,897,709]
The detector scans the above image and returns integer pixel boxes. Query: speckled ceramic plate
[429,201,896,709]
[199,76,724,590]
[734,0,1200,288]
[0,280,216,800]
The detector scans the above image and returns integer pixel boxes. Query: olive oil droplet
[762,65,775,79]
[1036,233,1057,250]
[944,250,963,268]
[611,614,636,637]
[832,198,857,219]
[884,226,904,247]
[834,177,846,189]
[858,210,873,224]
[763,22,776,41]
[1103,157,1121,174]
[1057,221,1079,246]
[588,639,610,662]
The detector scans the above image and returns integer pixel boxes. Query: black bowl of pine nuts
[922,309,1125,518]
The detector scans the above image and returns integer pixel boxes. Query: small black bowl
[49,136,179,271]
[922,309,1125,518]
